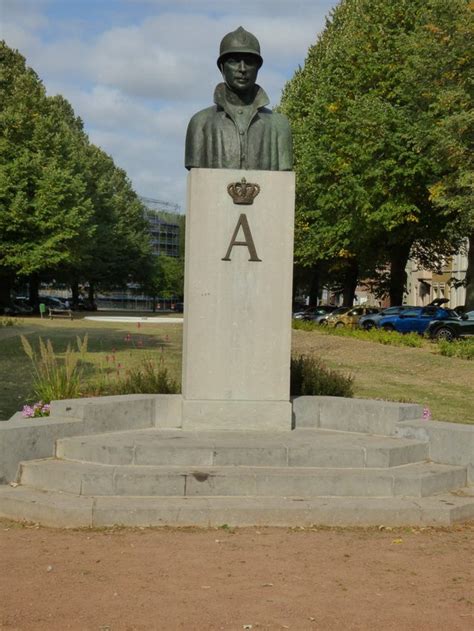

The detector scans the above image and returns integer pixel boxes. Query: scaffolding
[140,196,181,258]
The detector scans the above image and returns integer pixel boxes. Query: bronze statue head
[217,26,263,69]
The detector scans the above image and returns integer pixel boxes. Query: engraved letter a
[222,213,261,262]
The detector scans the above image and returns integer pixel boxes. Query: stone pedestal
[182,168,295,430]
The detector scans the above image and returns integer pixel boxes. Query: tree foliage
[280,0,473,305]
[0,41,155,306]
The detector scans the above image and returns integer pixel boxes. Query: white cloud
[1,0,336,206]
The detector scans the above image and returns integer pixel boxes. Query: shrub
[292,319,423,347]
[292,319,320,332]
[21,334,88,402]
[437,339,474,360]
[86,357,179,396]
[290,354,354,397]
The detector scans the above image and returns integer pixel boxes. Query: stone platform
[0,395,473,527]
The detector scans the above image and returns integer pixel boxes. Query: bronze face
[221,53,260,95]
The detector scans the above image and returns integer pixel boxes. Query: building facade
[404,246,468,308]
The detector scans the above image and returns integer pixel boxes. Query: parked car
[358,305,415,330]
[3,297,34,316]
[377,306,459,334]
[426,310,474,341]
[315,306,350,326]
[326,306,380,328]
[293,305,337,321]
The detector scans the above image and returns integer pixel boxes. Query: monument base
[181,399,292,431]
[182,168,295,432]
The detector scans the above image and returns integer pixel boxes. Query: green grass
[0,315,182,421]
[1,314,473,425]
[292,328,474,424]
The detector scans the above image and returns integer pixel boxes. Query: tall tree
[280,0,472,305]
[0,42,94,305]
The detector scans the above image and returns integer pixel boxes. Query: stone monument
[182,27,295,430]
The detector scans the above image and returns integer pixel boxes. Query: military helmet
[217,26,263,68]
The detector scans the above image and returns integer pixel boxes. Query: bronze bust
[185,26,293,171]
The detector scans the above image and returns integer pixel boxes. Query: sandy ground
[0,520,473,631]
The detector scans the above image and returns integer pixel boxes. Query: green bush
[290,354,354,397]
[292,319,319,332]
[437,339,474,360]
[292,319,423,347]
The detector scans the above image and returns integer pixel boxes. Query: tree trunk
[28,274,40,308]
[342,260,358,306]
[71,280,79,305]
[389,244,411,306]
[88,283,95,303]
[309,265,320,305]
[464,234,474,311]
[0,274,12,310]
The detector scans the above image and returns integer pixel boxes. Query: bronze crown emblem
[227,178,260,205]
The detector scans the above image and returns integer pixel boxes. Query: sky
[1,0,338,210]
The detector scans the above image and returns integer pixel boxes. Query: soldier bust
[185,26,293,171]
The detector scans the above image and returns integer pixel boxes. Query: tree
[0,42,94,306]
[142,255,184,312]
[280,0,472,305]
[76,145,152,297]
[403,0,473,308]
[1,41,156,308]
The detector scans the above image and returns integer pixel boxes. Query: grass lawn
[0,314,183,421]
[1,314,473,424]
[292,328,474,425]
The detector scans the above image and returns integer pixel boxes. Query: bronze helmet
[217,26,263,69]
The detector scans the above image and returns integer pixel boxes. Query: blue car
[377,306,459,334]
[358,305,415,330]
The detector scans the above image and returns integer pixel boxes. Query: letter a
[222,214,261,262]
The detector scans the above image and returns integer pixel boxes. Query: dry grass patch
[292,329,474,424]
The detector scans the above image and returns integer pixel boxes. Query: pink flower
[422,406,431,421]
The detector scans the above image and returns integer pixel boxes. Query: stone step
[1,486,473,528]
[19,459,467,498]
[55,428,429,469]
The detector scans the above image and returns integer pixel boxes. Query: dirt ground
[1,520,473,631]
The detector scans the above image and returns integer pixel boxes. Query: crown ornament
[227,178,260,205]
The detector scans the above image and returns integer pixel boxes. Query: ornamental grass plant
[20,334,88,402]
[86,355,179,396]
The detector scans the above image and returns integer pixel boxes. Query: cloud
[1,0,336,206]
